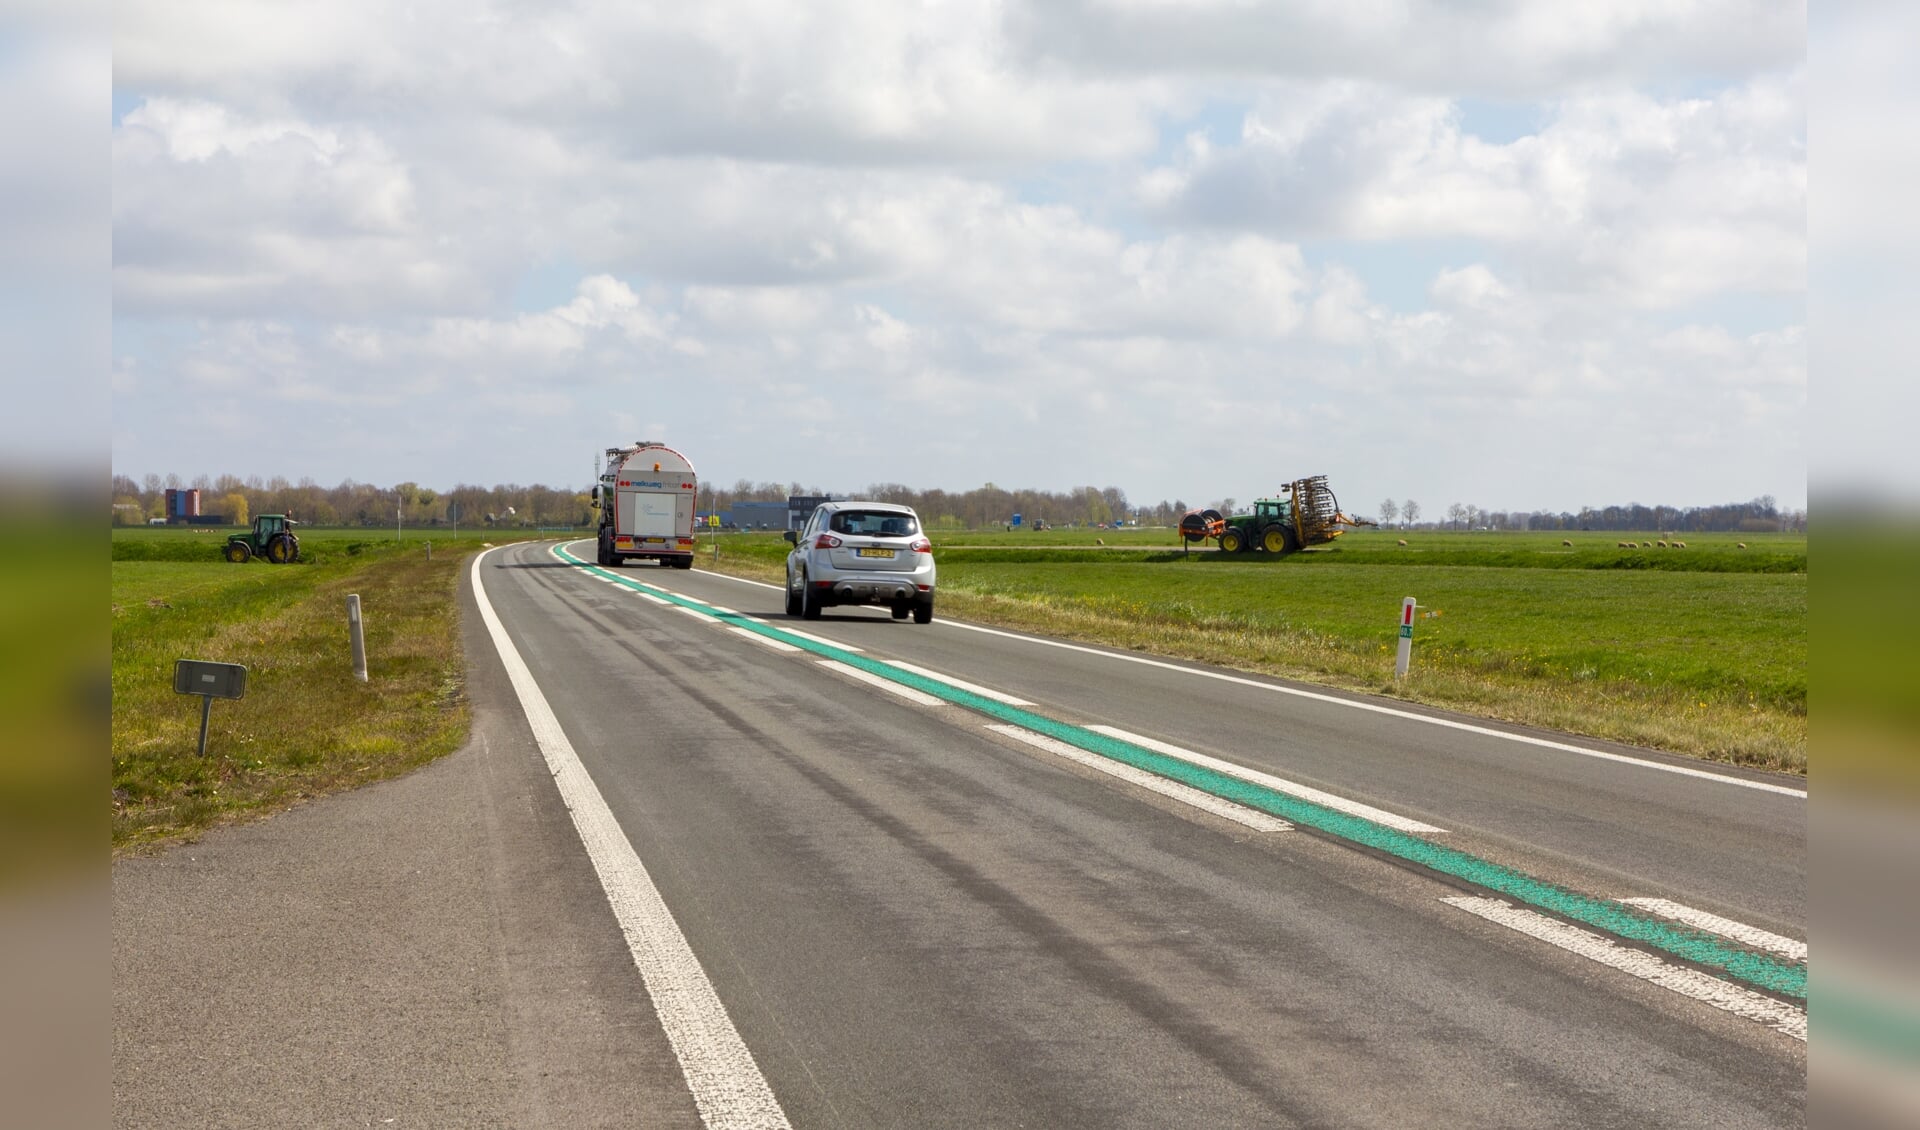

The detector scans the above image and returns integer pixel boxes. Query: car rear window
[830,510,919,537]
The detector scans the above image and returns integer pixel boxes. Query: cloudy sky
[105,0,1809,514]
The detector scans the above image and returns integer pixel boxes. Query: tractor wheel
[225,541,251,564]
[1281,525,1301,554]
[1261,524,1289,554]
[1218,528,1245,554]
[266,534,296,564]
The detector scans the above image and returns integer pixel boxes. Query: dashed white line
[672,604,712,622]
[777,628,861,653]
[1088,726,1445,834]
[1615,899,1806,963]
[633,591,670,606]
[473,548,792,1128]
[988,725,1292,833]
[817,660,943,706]
[881,661,1035,706]
[728,627,803,653]
[1441,897,1806,1041]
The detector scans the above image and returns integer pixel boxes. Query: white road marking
[1088,726,1446,834]
[817,660,943,706]
[942,621,1805,800]
[881,661,1035,706]
[728,627,802,653]
[988,725,1292,833]
[708,604,740,615]
[1441,897,1807,1042]
[1615,899,1806,963]
[673,604,712,622]
[633,591,670,606]
[776,628,861,653]
[693,571,781,590]
[472,548,792,1128]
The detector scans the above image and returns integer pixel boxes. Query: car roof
[819,500,916,513]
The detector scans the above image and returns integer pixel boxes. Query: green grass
[110,527,545,853]
[700,529,1805,772]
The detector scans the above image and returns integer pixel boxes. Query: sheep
[1617,541,1629,548]
[1656,540,1668,548]
[1397,539,1408,547]
[1673,540,1686,548]
[1737,542,1747,549]
[1562,540,1573,547]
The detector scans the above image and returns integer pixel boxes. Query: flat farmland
[704,529,1805,771]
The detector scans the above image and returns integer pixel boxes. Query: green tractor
[224,514,302,564]
[1186,475,1372,555]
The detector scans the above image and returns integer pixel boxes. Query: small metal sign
[174,659,247,756]
[174,659,248,699]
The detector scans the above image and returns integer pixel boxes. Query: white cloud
[107,1,1808,513]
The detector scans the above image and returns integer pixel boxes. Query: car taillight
[814,534,842,549]
[910,538,932,553]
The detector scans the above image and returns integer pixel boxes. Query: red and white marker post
[1395,595,1416,679]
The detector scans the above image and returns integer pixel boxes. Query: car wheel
[785,568,803,616]
[891,605,909,620]
[913,596,934,624]
[801,573,823,620]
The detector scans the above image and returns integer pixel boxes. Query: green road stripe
[552,544,1807,1001]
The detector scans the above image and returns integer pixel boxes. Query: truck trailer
[595,441,697,568]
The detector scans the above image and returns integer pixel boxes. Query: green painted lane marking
[552,544,1808,1001]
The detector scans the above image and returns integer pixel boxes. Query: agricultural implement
[1180,475,1371,555]
[224,514,301,564]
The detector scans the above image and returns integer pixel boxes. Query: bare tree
[1402,499,1421,527]
[1378,498,1399,527]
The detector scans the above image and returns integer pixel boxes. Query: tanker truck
[594,441,697,568]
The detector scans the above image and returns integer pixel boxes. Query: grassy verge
[698,531,1805,773]
[111,529,514,854]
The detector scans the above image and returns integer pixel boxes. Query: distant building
[727,501,789,530]
[787,495,833,529]
[165,488,201,523]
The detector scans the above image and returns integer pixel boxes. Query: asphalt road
[114,540,1806,1127]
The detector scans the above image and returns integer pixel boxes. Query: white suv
[783,501,936,623]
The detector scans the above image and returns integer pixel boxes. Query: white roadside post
[347,594,368,682]
[1394,596,1416,679]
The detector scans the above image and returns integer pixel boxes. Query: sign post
[1394,596,1416,679]
[173,660,248,756]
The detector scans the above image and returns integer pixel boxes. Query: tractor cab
[225,514,302,564]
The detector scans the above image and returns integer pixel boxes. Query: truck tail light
[814,534,842,549]
[910,538,932,553]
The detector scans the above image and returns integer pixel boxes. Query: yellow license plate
[856,547,896,559]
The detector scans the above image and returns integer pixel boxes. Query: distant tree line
[109,472,1807,534]
[1375,495,1806,533]
[110,473,592,528]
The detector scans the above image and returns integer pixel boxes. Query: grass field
[700,528,1806,771]
[111,526,545,851]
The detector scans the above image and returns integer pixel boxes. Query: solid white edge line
[1441,897,1806,1042]
[817,660,944,706]
[644,553,1803,800]
[882,661,1035,706]
[471,548,792,1128]
[1616,899,1807,963]
[728,626,803,653]
[940,620,1805,800]
[987,725,1291,833]
[1088,725,1446,834]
